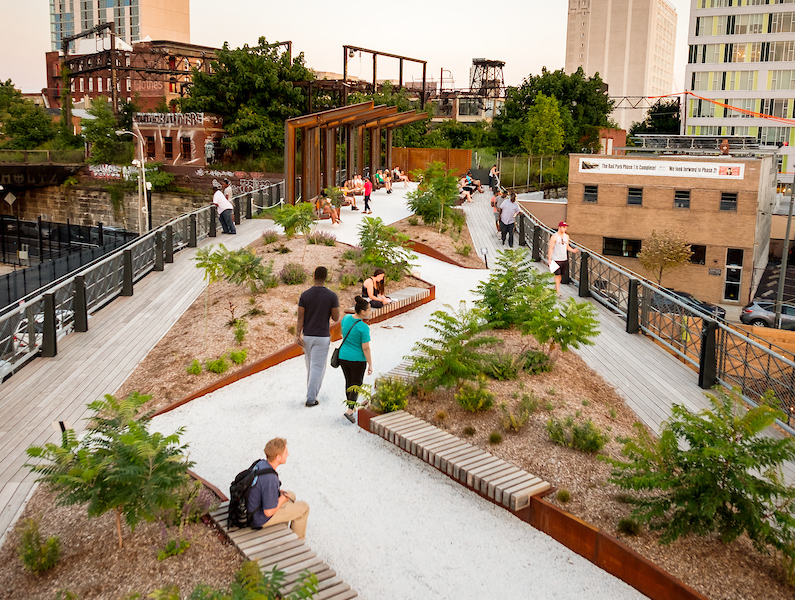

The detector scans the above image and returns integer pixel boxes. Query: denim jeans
[303,335,330,403]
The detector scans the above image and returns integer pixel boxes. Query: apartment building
[685,0,795,186]
[567,153,776,305]
[50,0,190,51]
[565,0,678,130]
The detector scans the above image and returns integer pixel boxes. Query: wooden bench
[345,286,431,323]
[209,502,357,599]
[368,411,551,511]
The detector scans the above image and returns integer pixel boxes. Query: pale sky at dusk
[1,0,692,99]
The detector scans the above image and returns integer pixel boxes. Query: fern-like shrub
[18,519,60,574]
[357,216,416,281]
[484,351,524,381]
[371,376,410,413]
[279,262,307,285]
[271,201,317,238]
[546,416,608,453]
[408,306,498,390]
[455,376,494,413]
[186,359,202,375]
[405,162,460,226]
[206,357,229,374]
[229,349,248,365]
[233,319,247,344]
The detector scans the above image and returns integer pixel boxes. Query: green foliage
[521,349,553,374]
[0,94,56,150]
[338,273,359,289]
[186,359,202,375]
[82,97,133,164]
[500,392,539,432]
[372,376,411,413]
[157,538,190,561]
[233,319,248,344]
[405,162,460,226]
[556,489,571,503]
[547,415,609,453]
[455,375,494,413]
[489,431,503,444]
[261,230,279,244]
[629,99,681,137]
[306,231,337,246]
[17,519,60,574]
[516,296,600,355]
[636,229,693,285]
[195,245,277,293]
[454,243,472,257]
[357,216,416,281]
[493,67,614,154]
[408,306,499,390]
[279,262,307,284]
[407,216,419,226]
[55,590,79,600]
[25,393,192,549]
[463,426,476,436]
[347,81,431,148]
[206,357,229,374]
[180,38,314,157]
[272,202,317,238]
[229,349,248,365]
[617,518,641,536]
[422,119,496,149]
[602,387,795,570]
[323,186,345,209]
[484,351,524,381]
[521,93,565,156]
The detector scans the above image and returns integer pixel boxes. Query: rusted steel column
[285,121,297,204]
[301,127,310,202]
[386,129,393,170]
[356,126,365,176]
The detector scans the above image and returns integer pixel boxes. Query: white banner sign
[579,157,745,179]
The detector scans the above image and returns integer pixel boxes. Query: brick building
[567,153,777,305]
[132,112,224,166]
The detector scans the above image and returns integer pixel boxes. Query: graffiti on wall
[193,168,273,194]
[89,164,123,179]
[133,112,220,127]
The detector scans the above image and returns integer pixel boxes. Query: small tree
[637,229,693,285]
[602,387,795,582]
[521,92,565,156]
[405,161,460,227]
[357,216,417,281]
[272,202,316,238]
[25,393,193,549]
[407,305,499,390]
[516,296,600,355]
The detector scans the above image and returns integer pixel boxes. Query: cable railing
[0,180,285,384]
[516,208,795,431]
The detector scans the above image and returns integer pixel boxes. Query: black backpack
[228,459,278,529]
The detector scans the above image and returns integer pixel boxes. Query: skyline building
[684,0,795,187]
[565,0,678,130]
[50,0,191,51]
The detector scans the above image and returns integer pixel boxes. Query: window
[720,192,738,211]
[690,245,707,264]
[181,137,192,160]
[145,136,155,159]
[164,136,173,160]
[674,190,691,208]
[603,238,642,258]
[627,188,643,206]
[583,185,598,203]
[724,248,744,300]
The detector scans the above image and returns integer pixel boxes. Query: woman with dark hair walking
[341,296,373,423]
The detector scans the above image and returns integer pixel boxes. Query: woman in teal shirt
[341,296,373,423]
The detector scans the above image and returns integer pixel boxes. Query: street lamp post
[116,129,147,234]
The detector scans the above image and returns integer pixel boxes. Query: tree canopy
[522,92,565,155]
[82,97,133,164]
[494,67,614,154]
[0,79,57,150]
[637,229,693,285]
[347,81,431,149]
[179,38,314,157]
[629,99,682,137]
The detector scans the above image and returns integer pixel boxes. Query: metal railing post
[578,252,590,298]
[189,215,197,248]
[41,293,57,357]
[626,279,640,334]
[518,214,527,247]
[233,199,241,225]
[259,189,265,211]
[122,249,133,296]
[209,209,217,237]
[165,225,174,263]
[699,320,718,389]
[154,230,164,271]
[74,275,88,332]
[246,193,252,220]
[532,226,541,262]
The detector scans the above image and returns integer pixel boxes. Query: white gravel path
[152,186,647,599]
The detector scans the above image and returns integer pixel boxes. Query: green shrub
[454,243,472,257]
[405,162,459,226]
[229,349,248,365]
[489,431,503,444]
[546,416,608,453]
[279,262,308,285]
[435,411,446,421]
[545,401,554,412]
[463,426,476,436]
[272,201,316,238]
[161,479,219,530]
[407,216,419,226]
[261,230,279,244]
[306,231,337,246]
[484,352,524,381]
[617,518,641,536]
[357,216,416,281]
[18,519,60,574]
[500,392,538,432]
[54,590,78,600]
[206,357,229,374]
[371,376,410,413]
[448,208,466,233]
[269,243,291,254]
[195,245,277,293]
[186,359,202,375]
[455,376,494,413]
[338,273,360,289]
[233,319,247,344]
[556,489,571,503]
[157,538,190,561]
[521,349,552,374]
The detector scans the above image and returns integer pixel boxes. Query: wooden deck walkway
[209,502,357,599]
[0,221,275,544]
[462,192,795,484]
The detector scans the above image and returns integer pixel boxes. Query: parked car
[13,309,74,352]
[740,300,795,329]
[650,289,727,320]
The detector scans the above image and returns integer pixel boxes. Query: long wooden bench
[209,502,357,599]
[368,411,551,511]
[344,286,432,324]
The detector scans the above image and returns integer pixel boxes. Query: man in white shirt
[499,192,521,247]
[548,221,579,294]
[212,182,236,234]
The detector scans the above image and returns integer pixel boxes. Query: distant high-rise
[684,0,795,187]
[50,0,190,51]
[565,0,678,130]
